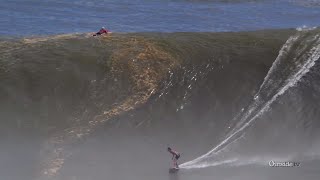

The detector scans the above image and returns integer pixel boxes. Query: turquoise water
[1,0,320,36]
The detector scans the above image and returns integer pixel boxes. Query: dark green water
[1,29,320,180]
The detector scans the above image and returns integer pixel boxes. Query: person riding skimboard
[167,147,180,169]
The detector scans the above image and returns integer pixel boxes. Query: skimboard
[169,167,179,173]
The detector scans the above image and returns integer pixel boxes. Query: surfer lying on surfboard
[167,147,180,169]
[93,27,110,36]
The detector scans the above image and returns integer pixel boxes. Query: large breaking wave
[1,28,320,179]
[181,28,320,169]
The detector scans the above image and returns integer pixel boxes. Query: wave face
[181,28,320,169]
[1,29,320,179]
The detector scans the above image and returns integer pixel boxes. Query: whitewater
[181,29,320,169]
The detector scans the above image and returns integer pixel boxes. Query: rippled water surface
[1,0,320,35]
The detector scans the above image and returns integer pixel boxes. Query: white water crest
[181,30,320,169]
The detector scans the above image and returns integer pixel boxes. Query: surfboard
[169,167,179,173]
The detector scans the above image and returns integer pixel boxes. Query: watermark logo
[269,160,300,167]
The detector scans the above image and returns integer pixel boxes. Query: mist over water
[181,28,320,169]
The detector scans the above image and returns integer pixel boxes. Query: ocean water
[1,0,320,36]
[2,28,320,180]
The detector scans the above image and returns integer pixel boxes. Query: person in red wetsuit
[167,147,180,169]
[93,27,109,36]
